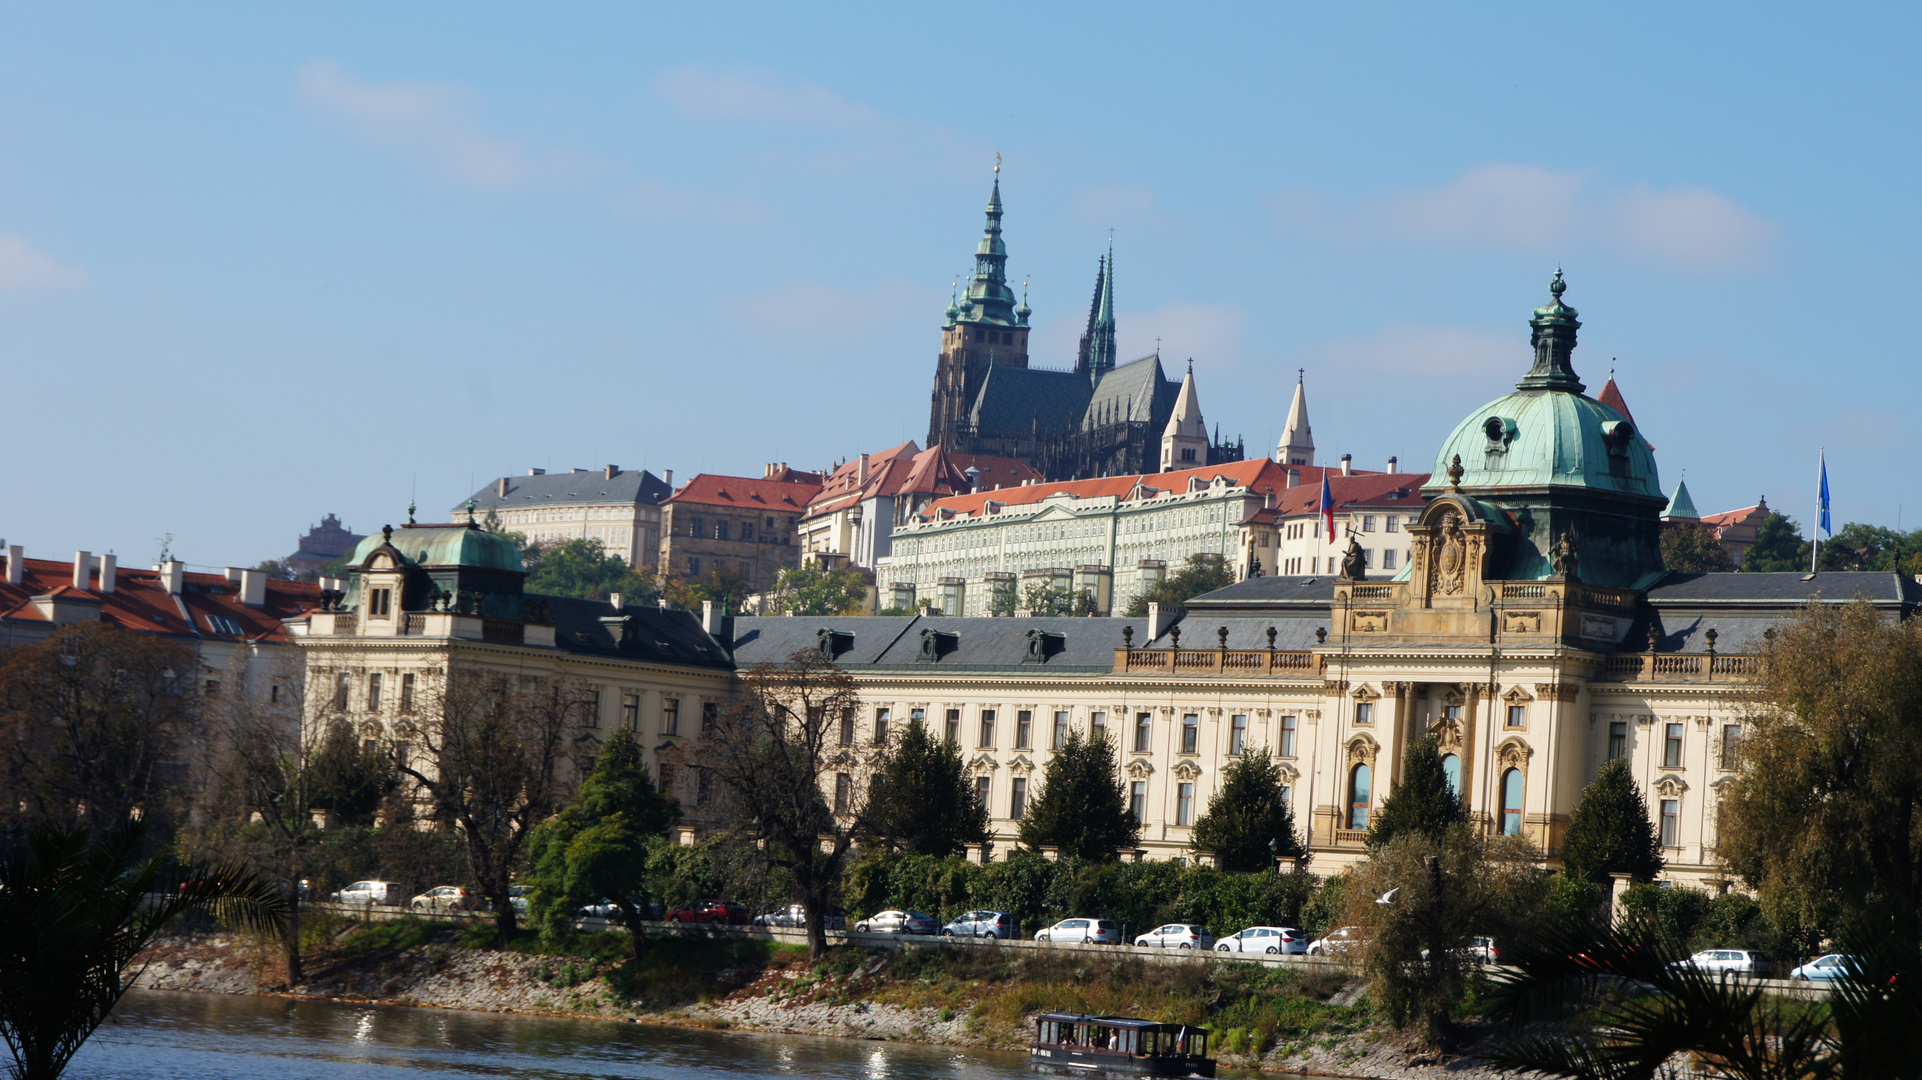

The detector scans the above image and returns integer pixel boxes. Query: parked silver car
[1672,948,1773,978]
[753,903,846,930]
[854,909,937,935]
[1789,953,1861,982]
[943,910,1018,938]
[1134,923,1215,949]
[331,880,403,906]
[1306,926,1364,956]
[1217,926,1307,955]
[1033,918,1122,945]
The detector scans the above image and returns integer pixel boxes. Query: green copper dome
[1423,388,1661,500]
[347,524,523,573]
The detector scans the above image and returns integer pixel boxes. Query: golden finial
[994,152,1001,174]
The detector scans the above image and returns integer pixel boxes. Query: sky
[2,3,1917,571]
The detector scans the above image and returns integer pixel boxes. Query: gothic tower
[927,174,1031,450]
[1160,362,1208,471]
[1276,370,1316,465]
[1074,243,1116,382]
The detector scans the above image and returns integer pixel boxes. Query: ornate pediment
[1351,683,1380,702]
[1345,733,1380,769]
[1654,775,1689,798]
[1125,758,1155,779]
[1495,737,1534,772]
[1171,761,1202,781]
[1275,762,1300,783]
[1007,754,1035,777]
[1503,685,1536,705]
[967,753,999,775]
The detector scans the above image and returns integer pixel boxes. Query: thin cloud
[0,233,88,290]
[654,67,884,130]
[297,60,578,188]
[1280,164,1776,272]
[623,181,765,226]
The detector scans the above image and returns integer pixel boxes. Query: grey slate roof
[969,367,1094,434]
[545,596,735,669]
[730,617,922,667]
[1644,571,1921,605]
[1084,354,1177,426]
[1143,614,1328,650]
[731,615,1132,672]
[1183,576,1341,610]
[458,469,672,514]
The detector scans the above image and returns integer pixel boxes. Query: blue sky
[3,3,1915,570]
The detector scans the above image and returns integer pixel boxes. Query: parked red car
[664,899,748,925]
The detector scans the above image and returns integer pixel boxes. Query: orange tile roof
[667,473,823,511]
[0,557,321,642]
[919,458,1299,521]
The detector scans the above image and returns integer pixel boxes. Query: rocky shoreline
[130,932,1510,1080]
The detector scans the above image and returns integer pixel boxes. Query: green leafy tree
[1719,599,1922,941]
[1558,757,1663,886]
[1660,522,1736,572]
[1366,736,1466,849]
[865,719,988,857]
[1017,732,1139,862]
[1123,552,1237,617]
[1818,521,1910,572]
[987,578,1017,617]
[250,558,298,581]
[659,566,747,612]
[766,561,870,616]
[1740,512,1809,572]
[0,820,285,1080]
[1023,581,1073,616]
[520,537,654,603]
[1190,748,1302,871]
[525,728,679,951]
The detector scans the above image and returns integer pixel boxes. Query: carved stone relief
[1172,761,1202,781]
[1345,734,1380,769]
[1653,775,1689,797]
[1502,610,1542,634]
[1351,610,1389,633]
[1431,511,1468,596]
[1125,759,1156,779]
[1495,737,1534,773]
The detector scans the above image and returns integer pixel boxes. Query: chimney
[497,477,509,497]
[857,453,869,485]
[224,566,244,584]
[238,568,266,606]
[4,545,19,587]
[1264,493,1274,509]
[98,553,116,594]
[605,464,618,480]
[1386,456,1398,474]
[1340,454,1353,476]
[701,600,716,633]
[663,470,674,489]
[159,559,185,595]
[1286,469,1300,488]
[73,551,91,591]
[528,467,545,476]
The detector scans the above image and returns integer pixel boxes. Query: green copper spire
[1086,240,1116,380]
[1517,268,1585,393]
[956,170,1017,326]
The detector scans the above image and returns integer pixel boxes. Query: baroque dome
[1423,388,1661,501]
[347,523,524,573]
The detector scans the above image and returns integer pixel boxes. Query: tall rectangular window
[1664,723,1684,768]
[945,708,960,743]
[1444,704,1462,722]
[1362,515,1376,532]
[839,709,855,747]
[834,772,851,814]
[1280,715,1298,757]
[1660,799,1679,847]
[663,697,681,737]
[585,689,601,728]
[874,707,891,745]
[1130,781,1147,823]
[701,701,719,737]
[1181,713,1200,754]
[1176,783,1194,827]
[367,673,382,711]
[334,672,350,711]
[975,775,991,813]
[1385,516,1399,533]
[400,673,415,714]
[979,709,996,748]
[1134,712,1153,753]
[1356,702,1375,725]
[1507,704,1526,728]
[270,683,280,705]
[623,693,641,732]
[1608,721,1627,761]
[1720,724,1741,770]
[1230,714,1248,755]
[1053,710,1071,749]
[1090,711,1106,743]
[911,707,926,730]
[1383,549,1396,569]
[1010,777,1027,820]
[1015,710,1032,749]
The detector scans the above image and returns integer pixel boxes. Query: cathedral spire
[1084,240,1117,382]
[1160,362,1207,472]
[1276,369,1315,466]
[956,172,1016,325]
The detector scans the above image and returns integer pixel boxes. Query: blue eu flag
[1818,451,1832,539]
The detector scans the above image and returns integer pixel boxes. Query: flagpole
[1812,448,1823,573]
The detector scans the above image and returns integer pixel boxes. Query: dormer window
[369,588,392,617]
[205,614,243,636]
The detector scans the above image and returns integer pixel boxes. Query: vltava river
[74,990,1030,1080]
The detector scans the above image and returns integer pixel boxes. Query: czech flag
[1319,473,1335,542]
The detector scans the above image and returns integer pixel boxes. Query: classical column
[1389,682,1412,786]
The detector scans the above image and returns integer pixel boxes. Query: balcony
[1115,648,1322,677]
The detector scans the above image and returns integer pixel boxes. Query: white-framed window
[1665,723,1684,768]
[1134,711,1153,753]
[1053,710,1071,749]
[1181,713,1200,754]
[662,697,680,736]
[623,693,640,731]
[1280,715,1297,757]
[1507,704,1526,728]
[367,673,382,711]
[1660,798,1680,846]
[1383,549,1396,569]
[1015,710,1032,749]
[1176,783,1195,827]
[1130,781,1147,823]
[1010,777,1028,820]
[1230,714,1247,755]
[874,707,891,745]
[980,709,996,748]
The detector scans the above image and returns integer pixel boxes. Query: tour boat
[1029,1013,1215,1078]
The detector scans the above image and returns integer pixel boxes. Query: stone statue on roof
[1337,535,1368,582]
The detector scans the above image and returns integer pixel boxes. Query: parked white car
[1034,918,1122,945]
[331,880,403,906]
[1306,926,1364,956]
[1217,926,1307,955]
[1671,949,1773,978]
[1134,923,1215,949]
[1789,954,1861,982]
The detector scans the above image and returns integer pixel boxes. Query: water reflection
[75,991,1030,1080]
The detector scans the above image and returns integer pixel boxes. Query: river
[73,990,1033,1080]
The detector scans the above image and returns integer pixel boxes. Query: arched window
[1500,768,1524,836]
[1441,754,1461,798]
[1348,763,1372,830]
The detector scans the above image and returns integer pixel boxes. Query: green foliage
[525,729,680,944]
[766,561,871,617]
[1543,875,1604,924]
[1017,732,1139,862]
[1558,758,1664,886]
[1619,881,1711,942]
[519,537,655,604]
[1299,873,1348,940]
[988,578,1017,617]
[1740,512,1809,572]
[1022,580,1073,616]
[603,937,791,1007]
[1191,748,1302,871]
[1122,553,1237,618]
[1818,521,1922,573]
[250,558,299,581]
[306,719,398,823]
[1660,522,1736,572]
[659,566,748,612]
[865,720,988,857]
[1366,736,1465,849]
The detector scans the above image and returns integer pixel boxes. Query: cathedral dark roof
[968,366,1096,432]
[1084,354,1177,427]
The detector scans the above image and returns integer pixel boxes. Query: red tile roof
[667,473,823,511]
[914,459,1420,522]
[0,557,321,642]
[1596,377,1655,451]
[800,445,1044,523]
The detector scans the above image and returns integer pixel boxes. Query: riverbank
[132,919,1508,1079]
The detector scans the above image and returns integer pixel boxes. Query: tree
[1190,748,1301,871]
[659,566,748,612]
[525,728,679,952]
[987,578,1017,617]
[1660,523,1736,572]
[703,650,882,957]
[765,561,869,617]
[1818,521,1912,572]
[394,667,591,947]
[1022,580,1073,616]
[1017,731,1139,861]
[1123,552,1237,617]
[1557,757,1663,886]
[521,537,655,604]
[0,819,284,1080]
[865,718,987,858]
[1366,736,1465,849]
[1718,599,1922,941]
[250,558,298,581]
[1740,512,1809,572]
[0,624,198,838]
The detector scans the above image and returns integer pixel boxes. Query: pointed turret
[1160,362,1208,471]
[958,176,1017,326]
[1276,369,1315,466]
[1596,369,1655,451]
[1518,269,1585,393]
[1079,242,1117,383]
[1662,476,1700,521]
